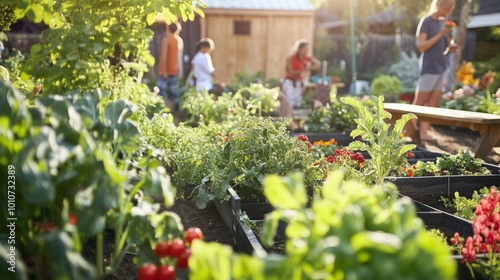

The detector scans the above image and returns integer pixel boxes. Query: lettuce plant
[188,172,457,280]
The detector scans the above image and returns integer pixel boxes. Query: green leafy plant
[0,82,182,279]
[5,0,204,96]
[191,117,322,208]
[0,65,8,82]
[181,85,279,126]
[436,149,490,175]
[370,74,403,102]
[188,171,457,280]
[440,187,493,221]
[389,149,491,178]
[341,96,416,184]
[386,51,420,93]
[302,97,359,133]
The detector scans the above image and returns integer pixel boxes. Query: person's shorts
[417,73,446,92]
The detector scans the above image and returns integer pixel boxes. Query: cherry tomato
[176,249,191,268]
[168,240,186,258]
[138,263,157,280]
[155,241,171,258]
[157,265,175,280]
[184,227,203,245]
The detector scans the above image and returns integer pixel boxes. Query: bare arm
[308,56,321,71]
[417,27,451,52]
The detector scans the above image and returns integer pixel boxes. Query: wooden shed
[199,0,315,83]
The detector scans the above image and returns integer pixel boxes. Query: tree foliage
[3,0,204,95]
[0,4,16,31]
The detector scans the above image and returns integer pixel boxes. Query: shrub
[386,51,420,93]
[370,74,403,102]
[0,65,8,82]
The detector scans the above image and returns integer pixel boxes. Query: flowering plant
[445,20,457,28]
[312,138,339,157]
[451,187,500,279]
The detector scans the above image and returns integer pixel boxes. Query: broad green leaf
[103,100,135,126]
[351,231,402,254]
[189,241,233,280]
[232,254,265,280]
[30,43,42,55]
[263,173,306,210]
[35,232,95,280]
[261,211,280,247]
[322,170,344,200]
[393,113,417,135]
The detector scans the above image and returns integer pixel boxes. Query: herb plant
[341,96,417,185]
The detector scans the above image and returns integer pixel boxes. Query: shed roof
[202,0,315,11]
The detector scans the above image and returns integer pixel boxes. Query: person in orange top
[157,22,183,110]
[282,39,320,109]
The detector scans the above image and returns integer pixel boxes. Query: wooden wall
[202,10,314,83]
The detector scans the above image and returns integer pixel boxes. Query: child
[413,0,458,142]
[191,38,215,92]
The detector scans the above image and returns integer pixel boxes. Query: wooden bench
[383,103,500,161]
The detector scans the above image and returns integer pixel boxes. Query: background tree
[0,4,16,31]
[3,0,204,97]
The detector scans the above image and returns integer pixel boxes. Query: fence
[4,33,42,54]
[323,33,418,84]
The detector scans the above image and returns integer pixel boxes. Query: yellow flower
[313,140,324,147]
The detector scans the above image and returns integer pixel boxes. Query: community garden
[1,1,500,280]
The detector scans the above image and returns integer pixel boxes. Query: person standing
[282,39,320,109]
[157,22,182,110]
[191,38,215,92]
[413,0,458,142]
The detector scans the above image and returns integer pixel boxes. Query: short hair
[196,38,215,52]
[168,22,181,34]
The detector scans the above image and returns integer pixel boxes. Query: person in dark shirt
[414,0,458,142]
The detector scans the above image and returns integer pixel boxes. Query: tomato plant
[155,241,171,258]
[184,227,203,245]
[176,248,191,268]
[0,83,183,279]
[157,265,176,280]
[138,263,158,280]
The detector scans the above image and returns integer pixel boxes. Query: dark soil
[81,200,234,280]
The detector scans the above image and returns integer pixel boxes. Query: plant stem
[96,232,104,277]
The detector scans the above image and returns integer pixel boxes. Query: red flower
[297,134,309,142]
[407,152,415,158]
[445,20,456,28]
[223,136,229,142]
[407,169,414,177]
[461,237,476,263]
[307,142,312,152]
[313,161,320,166]
[217,132,223,136]
[326,155,334,163]
[69,213,77,225]
[451,232,461,246]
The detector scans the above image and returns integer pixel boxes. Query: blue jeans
[157,75,180,106]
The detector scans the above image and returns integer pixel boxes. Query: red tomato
[69,213,77,225]
[184,227,203,245]
[138,263,157,280]
[157,265,175,280]
[176,249,191,268]
[168,240,186,258]
[155,242,171,258]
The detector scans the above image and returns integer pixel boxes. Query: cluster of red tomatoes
[138,227,203,280]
